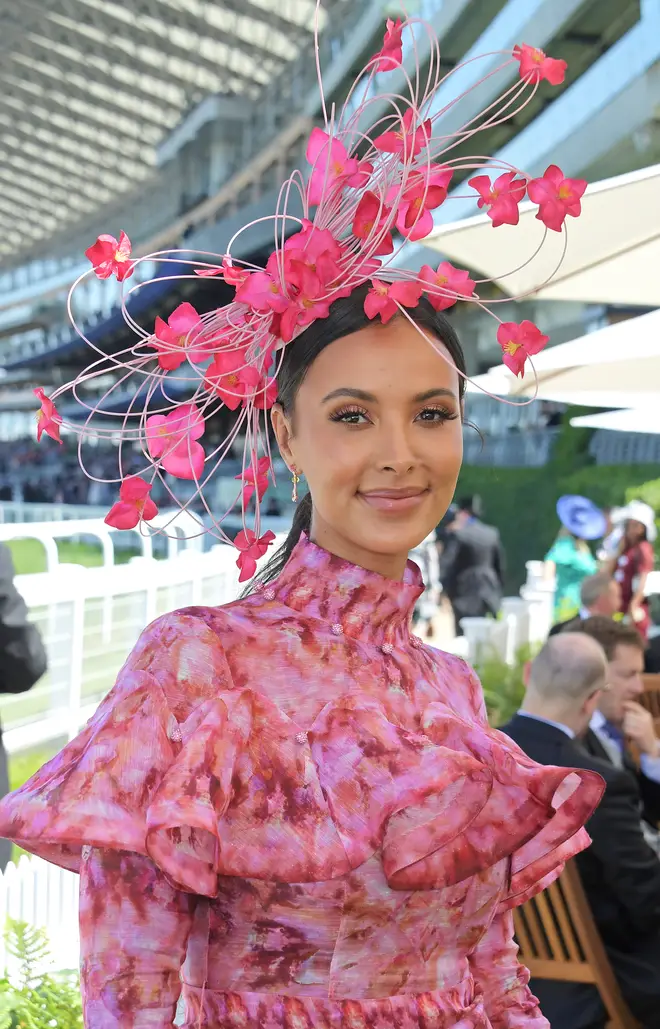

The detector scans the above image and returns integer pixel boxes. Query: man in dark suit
[440,494,505,633]
[573,617,660,836]
[548,571,622,637]
[0,542,47,870]
[501,632,660,1029]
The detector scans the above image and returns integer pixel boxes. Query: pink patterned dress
[0,535,603,1029]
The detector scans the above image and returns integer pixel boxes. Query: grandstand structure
[1,0,659,459]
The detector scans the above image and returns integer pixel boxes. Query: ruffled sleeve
[0,645,495,895]
[0,621,603,901]
[413,658,605,909]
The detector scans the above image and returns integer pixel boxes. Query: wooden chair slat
[534,889,564,960]
[547,879,583,964]
[525,902,552,960]
[513,907,535,962]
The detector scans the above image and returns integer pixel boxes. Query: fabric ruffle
[419,703,604,908]
[0,675,603,900]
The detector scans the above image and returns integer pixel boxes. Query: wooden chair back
[513,861,640,1029]
[640,673,660,725]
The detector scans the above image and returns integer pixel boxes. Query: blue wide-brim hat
[556,495,607,541]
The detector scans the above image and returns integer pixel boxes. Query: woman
[0,292,603,1029]
[0,14,604,1029]
[613,500,657,640]
[545,496,604,623]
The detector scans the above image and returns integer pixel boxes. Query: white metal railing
[0,856,79,979]
[0,510,206,572]
[0,541,276,754]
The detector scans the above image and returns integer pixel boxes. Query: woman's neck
[309,517,408,581]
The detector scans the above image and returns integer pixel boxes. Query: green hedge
[456,462,660,593]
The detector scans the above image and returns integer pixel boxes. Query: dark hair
[246,283,467,591]
[458,494,482,518]
[569,616,645,660]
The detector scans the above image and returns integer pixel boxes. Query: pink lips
[358,487,429,512]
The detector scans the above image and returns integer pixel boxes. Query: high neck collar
[270,534,424,647]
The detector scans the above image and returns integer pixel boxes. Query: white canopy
[467,307,660,405]
[570,408,660,434]
[425,163,660,306]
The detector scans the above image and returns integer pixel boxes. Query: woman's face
[272,318,463,578]
[625,519,646,545]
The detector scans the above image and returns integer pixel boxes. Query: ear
[583,689,602,722]
[271,404,297,470]
[522,660,532,689]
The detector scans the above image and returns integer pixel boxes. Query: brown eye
[329,406,370,425]
[416,406,457,424]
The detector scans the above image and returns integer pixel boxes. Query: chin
[352,520,431,557]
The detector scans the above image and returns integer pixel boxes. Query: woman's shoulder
[420,645,487,724]
[116,596,259,718]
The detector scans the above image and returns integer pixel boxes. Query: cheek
[294,419,369,494]
[425,422,464,478]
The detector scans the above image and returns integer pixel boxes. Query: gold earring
[291,470,300,503]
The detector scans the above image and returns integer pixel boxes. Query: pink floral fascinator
[35,6,585,580]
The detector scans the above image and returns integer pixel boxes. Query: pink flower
[194,257,249,287]
[514,44,567,86]
[364,278,423,324]
[279,296,332,344]
[236,457,271,505]
[148,302,208,371]
[235,529,277,583]
[84,231,134,281]
[527,164,587,232]
[371,18,404,72]
[104,476,158,530]
[283,223,343,297]
[468,171,527,227]
[352,192,393,256]
[306,129,373,206]
[253,375,279,410]
[204,351,261,410]
[236,269,288,314]
[497,320,549,377]
[394,166,453,241]
[373,109,432,160]
[419,261,475,310]
[146,403,205,480]
[34,387,63,445]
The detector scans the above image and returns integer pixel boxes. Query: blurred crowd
[411,492,658,661]
[0,439,134,506]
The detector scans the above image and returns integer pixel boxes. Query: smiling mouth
[358,487,429,512]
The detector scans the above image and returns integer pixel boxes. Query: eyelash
[329,404,458,426]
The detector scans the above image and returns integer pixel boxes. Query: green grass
[9,744,61,794]
[7,539,145,575]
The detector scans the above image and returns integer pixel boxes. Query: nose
[631,675,644,696]
[376,418,417,475]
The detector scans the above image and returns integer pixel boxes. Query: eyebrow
[321,387,458,404]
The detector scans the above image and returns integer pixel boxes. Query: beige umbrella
[467,308,660,405]
[424,163,660,307]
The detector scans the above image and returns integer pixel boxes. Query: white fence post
[0,857,80,979]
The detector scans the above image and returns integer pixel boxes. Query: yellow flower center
[558,184,571,199]
[226,373,239,387]
[435,274,448,285]
[503,340,521,355]
[114,250,129,262]
[531,48,544,64]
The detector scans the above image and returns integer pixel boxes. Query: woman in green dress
[545,495,606,622]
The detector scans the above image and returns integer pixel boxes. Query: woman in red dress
[613,501,657,640]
